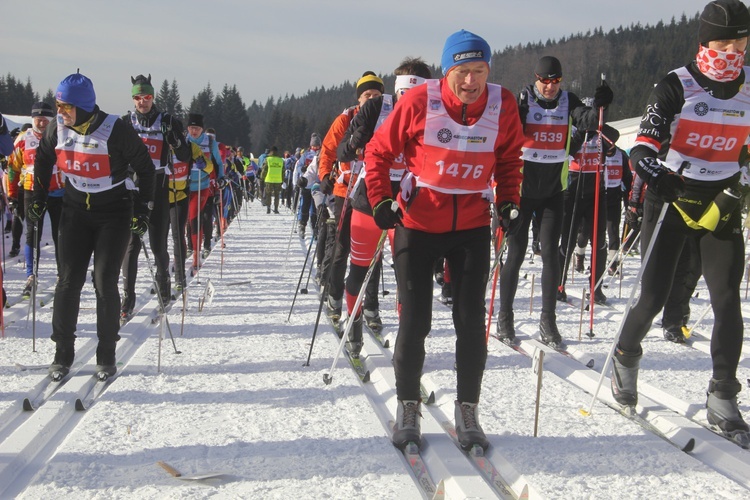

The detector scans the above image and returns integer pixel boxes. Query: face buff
[696,45,746,82]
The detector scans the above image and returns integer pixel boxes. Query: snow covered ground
[0,197,749,499]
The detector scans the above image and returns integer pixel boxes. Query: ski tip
[426,391,436,406]
[74,398,87,411]
[519,484,530,500]
[682,438,696,453]
[22,398,34,411]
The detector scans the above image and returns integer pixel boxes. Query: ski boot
[49,344,75,381]
[8,246,20,258]
[706,378,750,448]
[455,401,489,451]
[22,275,35,299]
[201,248,211,259]
[556,286,567,303]
[392,400,422,450]
[326,295,342,330]
[363,308,383,334]
[539,311,563,348]
[346,314,364,358]
[95,344,117,381]
[532,239,542,256]
[574,253,585,273]
[440,282,453,306]
[495,310,515,343]
[298,223,306,239]
[663,325,686,344]
[593,288,607,305]
[608,259,621,276]
[120,291,136,325]
[610,345,642,407]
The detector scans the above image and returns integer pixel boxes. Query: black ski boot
[120,291,136,324]
[298,223,306,239]
[392,400,421,450]
[346,314,364,358]
[455,401,489,451]
[706,378,750,447]
[593,288,607,305]
[441,282,453,306]
[556,286,567,303]
[663,325,686,344]
[157,274,171,306]
[95,344,117,381]
[611,345,642,407]
[495,310,515,343]
[49,344,75,381]
[539,311,562,348]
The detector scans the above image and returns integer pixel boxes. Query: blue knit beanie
[56,72,96,112]
[441,30,491,76]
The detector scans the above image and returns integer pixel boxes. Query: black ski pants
[393,225,490,403]
[618,191,744,381]
[170,197,189,287]
[51,203,131,349]
[499,192,563,316]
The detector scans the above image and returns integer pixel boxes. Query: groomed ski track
[0,199,747,498]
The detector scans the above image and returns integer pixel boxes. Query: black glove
[625,203,642,230]
[650,168,686,203]
[372,198,403,230]
[319,177,334,195]
[217,177,228,189]
[297,176,308,189]
[27,200,46,223]
[497,201,521,236]
[517,91,530,124]
[593,80,613,108]
[349,125,370,151]
[130,213,150,236]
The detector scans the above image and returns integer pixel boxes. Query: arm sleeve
[32,123,59,203]
[115,119,156,209]
[318,110,352,180]
[337,98,380,163]
[493,88,525,206]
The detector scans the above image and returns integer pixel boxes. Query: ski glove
[130,214,150,237]
[497,201,522,236]
[319,177,334,195]
[372,198,403,230]
[27,200,46,223]
[593,80,613,108]
[297,176,308,189]
[625,202,642,231]
[648,168,686,203]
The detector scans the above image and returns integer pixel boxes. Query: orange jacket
[318,105,358,198]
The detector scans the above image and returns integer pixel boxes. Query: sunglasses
[537,77,562,85]
[133,94,154,102]
[55,101,75,111]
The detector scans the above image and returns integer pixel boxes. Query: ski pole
[140,236,181,355]
[580,200,669,417]
[218,186,225,279]
[588,101,606,337]
[684,301,712,339]
[287,228,318,321]
[559,156,586,294]
[323,228,389,385]
[31,221,39,352]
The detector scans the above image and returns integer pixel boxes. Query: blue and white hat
[441,30,491,76]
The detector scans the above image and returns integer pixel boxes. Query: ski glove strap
[373,198,402,230]
[130,214,150,236]
[27,200,46,223]
[497,201,521,236]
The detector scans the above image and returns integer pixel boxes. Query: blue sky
[2,0,710,114]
